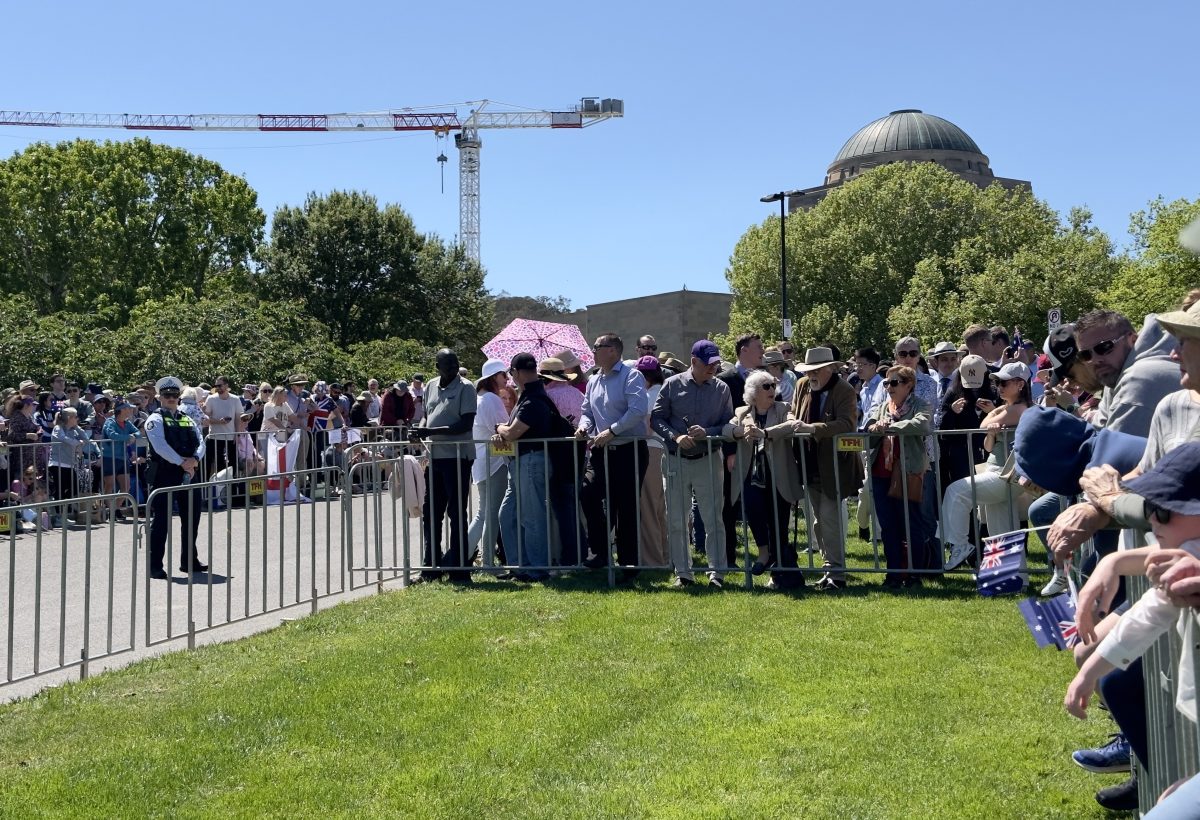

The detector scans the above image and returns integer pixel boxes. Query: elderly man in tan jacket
[791,347,862,590]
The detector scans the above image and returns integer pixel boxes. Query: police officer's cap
[155,376,184,396]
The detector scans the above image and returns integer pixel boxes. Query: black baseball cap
[510,353,538,372]
[1044,326,1078,380]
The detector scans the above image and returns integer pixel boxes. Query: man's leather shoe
[149,567,169,580]
[582,554,607,569]
[1094,776,1138,811]
[671,576,694,588]
[179,561,209,574]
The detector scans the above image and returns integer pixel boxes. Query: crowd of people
[0,372,430,531]
[3,286,1200,813]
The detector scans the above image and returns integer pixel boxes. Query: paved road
[0,484,429,703]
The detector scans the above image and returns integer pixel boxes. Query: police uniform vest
[149,409,199,468]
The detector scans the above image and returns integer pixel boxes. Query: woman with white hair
[724,369,804,590]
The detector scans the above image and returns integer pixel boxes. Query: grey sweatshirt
[1095,314,1182,438]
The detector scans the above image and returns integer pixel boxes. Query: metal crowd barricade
[140,464,345,650]
[0,494,138,685]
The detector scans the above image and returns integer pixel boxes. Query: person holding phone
[942,362,1033,569]
[203,375,242,479]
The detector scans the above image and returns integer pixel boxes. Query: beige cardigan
[722,401,803,504]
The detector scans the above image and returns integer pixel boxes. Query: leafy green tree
[890,211,1117,345]
[258,192,493,361]
[491,292,573,333]
[0,138,263,318]
[1104,196,1200,320]
[726,163,1116,351]
[258,191,424,348]
[341,338,435,387]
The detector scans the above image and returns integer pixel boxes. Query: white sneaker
[945,542,974,570]
[1040,570,1069,597]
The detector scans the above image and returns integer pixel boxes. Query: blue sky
[2,2,1196,309]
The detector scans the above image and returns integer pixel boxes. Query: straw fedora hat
[796,347,838,373]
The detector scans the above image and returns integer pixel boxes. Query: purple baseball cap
[691,340,721,365]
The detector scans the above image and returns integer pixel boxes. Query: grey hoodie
[1095,314,1182,438]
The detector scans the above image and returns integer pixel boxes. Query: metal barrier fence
[338,427,1051,588]
[0,424,1058,692]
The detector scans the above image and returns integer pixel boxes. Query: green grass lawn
[0,563,1120,819]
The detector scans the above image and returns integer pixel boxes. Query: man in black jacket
[716,333,763,565]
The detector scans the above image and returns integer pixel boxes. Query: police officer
[144,376,207,579]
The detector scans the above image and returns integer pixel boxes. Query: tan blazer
[790,374,863,499]
[722,401,803,504]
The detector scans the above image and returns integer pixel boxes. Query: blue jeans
[467,465,508,567]
[1145,771,1200,818]
[499,451,549,579]
[1029,492,1067,564]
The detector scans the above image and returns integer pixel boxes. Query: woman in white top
[465,360,512,568]
[942,362,1033,570]
[634,356,668,566]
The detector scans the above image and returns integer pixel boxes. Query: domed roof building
[788,109,1029,211]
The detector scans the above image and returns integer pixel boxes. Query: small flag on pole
[976,530,1028,597]
[1017,593,1079,651]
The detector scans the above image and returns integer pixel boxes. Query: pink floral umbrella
[482,318,594,370]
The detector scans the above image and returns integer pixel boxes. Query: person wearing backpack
[493,353,556,582]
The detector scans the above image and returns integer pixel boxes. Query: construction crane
[0,97,625,263]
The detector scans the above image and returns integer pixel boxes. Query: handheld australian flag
[1017,592,1079,651]
[976,530,1028,597]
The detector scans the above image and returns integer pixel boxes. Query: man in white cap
[144,376,208,580]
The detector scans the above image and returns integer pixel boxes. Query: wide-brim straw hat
[796,347,838,373]
[1159,301,1200,341]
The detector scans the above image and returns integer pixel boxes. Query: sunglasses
[762,382,776,390]
[779,348,794,355]
[66,389,80,394]
[638,344,657,351]
[592,343,613,351]
[1078,335,1126,363]
[896,350,920,358]
[1145,501,1172,525]
[993,378,1015,387]
[883,378,909,388]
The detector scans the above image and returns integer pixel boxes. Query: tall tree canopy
[257,190,492,361]
[0,138,264,318]
[1104,196,1200,320]
[726,163,1117,352]
[491,292,573,334]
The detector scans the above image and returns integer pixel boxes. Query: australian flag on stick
[976,530,1028,597]
[1017,593,1079,651]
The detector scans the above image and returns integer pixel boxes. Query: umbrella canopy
[482,318,594,371]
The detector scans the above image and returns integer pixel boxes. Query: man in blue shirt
[577,333,649,579]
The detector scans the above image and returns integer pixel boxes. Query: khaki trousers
[810,487,846,580]
[664,451,726,581]
[638,447,669,567]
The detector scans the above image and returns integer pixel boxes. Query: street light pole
[760,190,802,340]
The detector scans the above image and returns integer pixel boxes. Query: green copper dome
[832,110,981,164]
